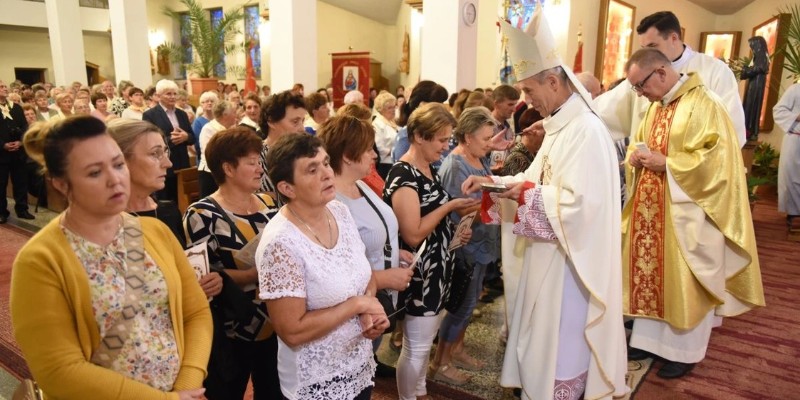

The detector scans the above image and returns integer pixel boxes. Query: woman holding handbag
[317,115,415,376]
[183,127,281,400]
[12,116,212,399]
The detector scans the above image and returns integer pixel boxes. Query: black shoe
[375,361,396,378]
[624,320,634,330]
[627,347,653,361]
[486,278,505,292]
[0,215,7,224]
[657,361,695,379]
[16,210,35,220]
[479,292,497,303]
[512,388,522,398]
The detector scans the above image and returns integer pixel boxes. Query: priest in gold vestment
[623,49,764,379]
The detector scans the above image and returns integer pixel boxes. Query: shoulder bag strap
[206,196,248,244]
[357,184,393,270]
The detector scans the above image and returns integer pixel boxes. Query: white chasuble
[495,95,628,400]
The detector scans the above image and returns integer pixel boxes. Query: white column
[421,0,478,94]
[269,0,317,92]
[45,0,87,86]
[109,0,152,88]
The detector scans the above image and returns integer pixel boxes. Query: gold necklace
[286,205,333,248]
[218,194,256,214]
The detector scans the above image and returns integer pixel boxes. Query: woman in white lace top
[255,134,389,400]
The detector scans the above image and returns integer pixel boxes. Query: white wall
[623,0,718,53]
[84,32,116,82]
[316,1,395,91]
[474,0,501,88]
[0,26,55,83]
[0,26,115,85]
[394,4,423,91]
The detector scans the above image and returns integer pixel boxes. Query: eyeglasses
[630,67,662,93]
[149,146,170,161]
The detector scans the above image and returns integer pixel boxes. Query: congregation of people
[2,7,787,400]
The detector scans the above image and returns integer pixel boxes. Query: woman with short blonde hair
[384,103,478,398]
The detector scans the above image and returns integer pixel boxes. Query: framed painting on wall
[699,31,742,61]
[753,14,790,132]
[594,0,636,89]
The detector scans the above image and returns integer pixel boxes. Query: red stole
[628,100,679,319]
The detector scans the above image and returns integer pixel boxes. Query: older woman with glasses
[256,133,388,400]
[107,119,182,244]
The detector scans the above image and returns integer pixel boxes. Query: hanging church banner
[331,52,370,109]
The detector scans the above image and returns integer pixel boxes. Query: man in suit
[142,79,195,202]
[0,80,33,223]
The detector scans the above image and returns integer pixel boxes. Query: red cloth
[573,41,583,73]
[244,42,257,94]
[362,164,385,196]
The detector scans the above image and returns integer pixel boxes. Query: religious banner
[331,52,370,109]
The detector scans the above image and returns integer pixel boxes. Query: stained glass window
[507,0,544,30]
[244,5,262,77]
[209,8,225,78]
[179,13,192,79]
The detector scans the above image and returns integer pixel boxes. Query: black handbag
[445,255,473,314]
[358,185,401,333]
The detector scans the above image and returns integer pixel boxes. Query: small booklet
[233,230,264,270]
[448,210,477,251]
[184,242,210,281]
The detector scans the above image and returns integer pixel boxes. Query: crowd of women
[10,78,534,399]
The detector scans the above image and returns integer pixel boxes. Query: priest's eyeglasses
[630,67,662,93]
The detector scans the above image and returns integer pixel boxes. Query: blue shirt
[192,115,210,165]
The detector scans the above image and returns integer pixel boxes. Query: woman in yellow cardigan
[10,115,212,400]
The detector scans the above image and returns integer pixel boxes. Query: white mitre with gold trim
[499,10,595,111]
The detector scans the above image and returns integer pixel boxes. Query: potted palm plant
[162,0,248,94]
[776,4,800,80]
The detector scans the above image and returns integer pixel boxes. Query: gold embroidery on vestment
[628,100,679,318]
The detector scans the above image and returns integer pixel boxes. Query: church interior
[0,0,799,399]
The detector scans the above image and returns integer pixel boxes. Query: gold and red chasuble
[628,100,679,319]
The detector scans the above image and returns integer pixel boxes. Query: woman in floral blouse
[11,115,212,399]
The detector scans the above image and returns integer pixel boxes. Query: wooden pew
[176,167,200,214]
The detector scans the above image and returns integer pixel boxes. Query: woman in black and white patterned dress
[383,103,478,399]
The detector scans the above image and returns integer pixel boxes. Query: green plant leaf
[162,0,251,78]
[776,5,800,80]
